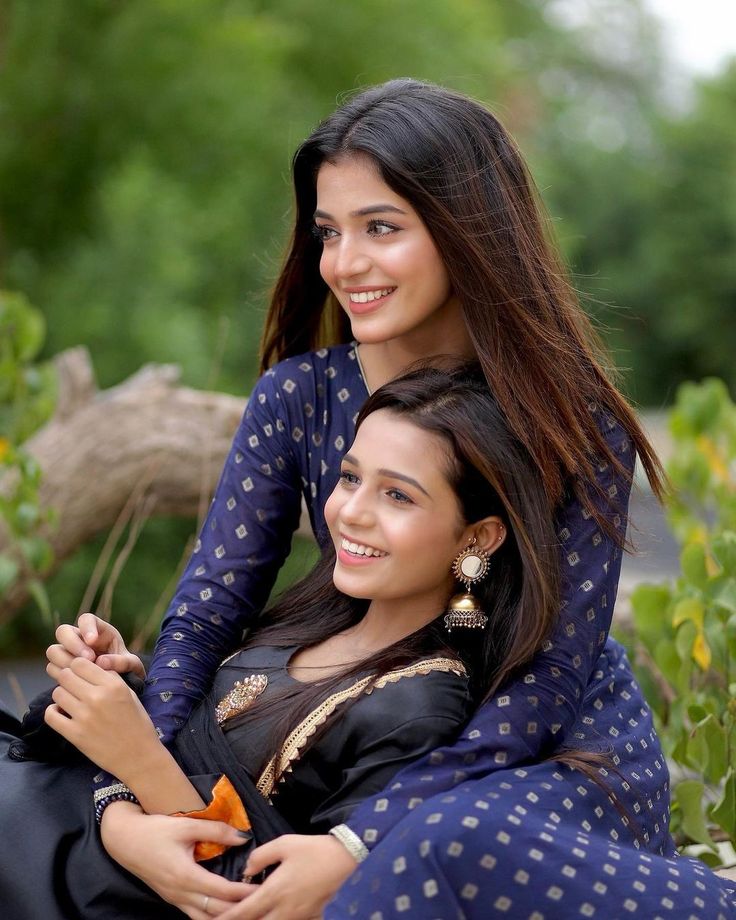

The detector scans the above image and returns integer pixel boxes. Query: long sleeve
[93,346,367,810]
[93,369,306,809]
[140,368,304,742]
[343,410,635,850]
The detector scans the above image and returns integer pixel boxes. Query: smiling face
[314,154,463,349]
[323,409,472,622]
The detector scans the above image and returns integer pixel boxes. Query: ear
[460,516,507,557]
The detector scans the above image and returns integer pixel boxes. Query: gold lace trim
[255,657,466,798]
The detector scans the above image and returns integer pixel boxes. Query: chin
[332,572,372,600]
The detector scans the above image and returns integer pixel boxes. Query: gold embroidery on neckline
[255,657,466,798]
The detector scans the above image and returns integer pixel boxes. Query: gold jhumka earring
[444,537,491,631]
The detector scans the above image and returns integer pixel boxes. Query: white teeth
[341,538,386,557]
[349,288,394,303]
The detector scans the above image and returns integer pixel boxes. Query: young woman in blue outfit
[48,79,736,918]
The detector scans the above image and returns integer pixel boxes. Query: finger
[244,839,283,876]
[183,908,208,920]
[218,891,269,920]
[77,612,101,645]
[181,866,253,902]
[55,664,97,697]
[46,660,66,682]
[78,613,126,656]
[50,683,82,713]
[68,656,116,685]
[44,703,76,741]
[176,818,253,847]
[96,652,146,677]
[46,643,77,669]
[54,624,95,659]
[201,893,254,916]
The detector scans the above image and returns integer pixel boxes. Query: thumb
[245,838,283,875]
[77,612,100,646]
[96,652,145,677]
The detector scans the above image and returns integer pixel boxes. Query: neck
[343,595,447,654]
[356,307,475,393]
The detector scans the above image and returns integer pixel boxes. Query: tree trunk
[0,348,246,619]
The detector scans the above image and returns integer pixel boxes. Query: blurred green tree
[539,60,736,405]
[2,0,733,648]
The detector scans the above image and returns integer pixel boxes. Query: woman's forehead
[349,411,450,479]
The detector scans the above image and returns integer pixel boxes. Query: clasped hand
[45,612,154,775]
[44,653,159,777]
[47,611,146,677]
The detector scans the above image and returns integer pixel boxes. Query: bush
[629,378,736,864]
[0,291,57,616]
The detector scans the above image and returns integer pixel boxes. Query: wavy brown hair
[260,78,665,535]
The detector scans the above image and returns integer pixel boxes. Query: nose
[340,485,375,529]
[332,234,372,280]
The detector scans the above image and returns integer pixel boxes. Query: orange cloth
[173,775,252,861]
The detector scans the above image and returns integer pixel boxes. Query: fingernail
[237,830,251,839]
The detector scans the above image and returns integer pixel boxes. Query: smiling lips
[339,537,388,562]
[345,287,396,314]
[348,287,395,303]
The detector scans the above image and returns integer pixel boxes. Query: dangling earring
[444,537,490,632]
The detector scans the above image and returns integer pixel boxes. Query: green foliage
[0,0,615,635]
[540,61,736,405]
[1,1,733,646]
[629,379,736,859]
[0,291,57,616]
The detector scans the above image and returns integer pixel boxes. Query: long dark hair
[260,78,665,536]
[229,363,559,781]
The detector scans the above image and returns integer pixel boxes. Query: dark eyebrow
[313,204,408,220]
[342,453,430,498]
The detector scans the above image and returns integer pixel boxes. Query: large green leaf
[681,542,709,590]
[713,534,736,578]
[711,768,736,841]
[686,715,728,782]
[631,583,672,651]
[674,780,717,849]
[0,554,20,594]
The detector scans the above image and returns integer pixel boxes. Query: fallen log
[0,347,246,619]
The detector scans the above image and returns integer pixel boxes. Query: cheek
[319,250,335,286]
[323,489,341,535]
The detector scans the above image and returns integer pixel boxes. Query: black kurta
[0,646,469,919]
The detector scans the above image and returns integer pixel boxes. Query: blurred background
[1,0,735,699]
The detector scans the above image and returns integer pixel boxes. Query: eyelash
[387,488,412,504]
[311,220,399,243]
[338,471,413,505]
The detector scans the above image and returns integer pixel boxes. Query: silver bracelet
[329,824,370,863]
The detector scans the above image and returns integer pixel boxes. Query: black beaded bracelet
[93,783,140,824]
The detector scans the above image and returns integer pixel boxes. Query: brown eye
[387,488,412,504]
[311,223,338,242]
[367,220,398,237]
